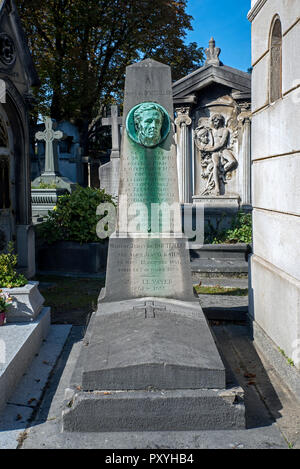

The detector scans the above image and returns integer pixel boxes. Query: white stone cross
[35,116,65,174]
[102,105,122,159]
[133,301,167,319]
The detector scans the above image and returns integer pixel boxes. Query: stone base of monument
[32,173,76,192]
[190,243,250,279]
[31,187,69,221]
[191,195,242,235]
[192,195,240,208]
[62,297,245,432]
[2,281,45,323]
[0,307,50,415]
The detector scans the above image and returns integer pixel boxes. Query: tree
[16,0,204,154]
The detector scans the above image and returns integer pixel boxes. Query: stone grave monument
[31,117,76,221]
[57,120,84,185]
[0,0,41,277]
[99,104,122,198]
[62,59,245,432]
[173,38,251,242]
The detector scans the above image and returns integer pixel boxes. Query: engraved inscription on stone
[110,238,190,296]
[124,152,177,204]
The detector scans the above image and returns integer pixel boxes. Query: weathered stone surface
[0,307,50,415]
[252,153,300,216]
[253,209,300,280]
[249,254,300,368]
[282,23,300,95]
[250,0,300,376]
[2,281,45,323]
[251,54,269,111]
[252,92,300,160]
[102,59,193,303]
[62,386,245,433]
[104,235,193,302]
[80,299,225,391]
[249,0,298,65]
[63,58,245,432]
[99,157,120,199]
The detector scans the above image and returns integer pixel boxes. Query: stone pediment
[0,0,39,96]
[173,64,251,104]
[173,39,251,105]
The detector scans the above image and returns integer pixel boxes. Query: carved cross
[102,105,122,159]
[133,301,167,319]
[35,117,65,174]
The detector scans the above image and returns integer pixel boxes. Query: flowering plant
[0,290,12,326]
[0,242,27,288]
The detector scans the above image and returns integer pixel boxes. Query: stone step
[190,243,251,261]
[62,387,245,433]
[62,298,246,432]
[191,259,248,278]
[0,308,50,416]
[75,300,226,392]
[199,277,249,288]
[194,277,249,321]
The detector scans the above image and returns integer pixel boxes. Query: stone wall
[248,0,300,368]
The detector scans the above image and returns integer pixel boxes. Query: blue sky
[185,0,251,72]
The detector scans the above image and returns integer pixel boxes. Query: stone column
[238,109,252,208]
[175,107,192,203]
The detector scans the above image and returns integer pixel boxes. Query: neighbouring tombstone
[99,104,122,198]
[35,119,84,185]
[31,117,76,221]
[173,38,252,231]
[62,59,245,433]
[0,0,41,277]
[57,120,84,185]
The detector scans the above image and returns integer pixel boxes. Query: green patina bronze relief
[126,102,171,148]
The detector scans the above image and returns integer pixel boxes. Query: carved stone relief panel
[193,96,247,198]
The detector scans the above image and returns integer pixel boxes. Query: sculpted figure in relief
[134,103,164,148]
[195,113,237,196]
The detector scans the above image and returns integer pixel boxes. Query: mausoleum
[0,0,39,277]
[173,38,252,213]
[248,0,300,373]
